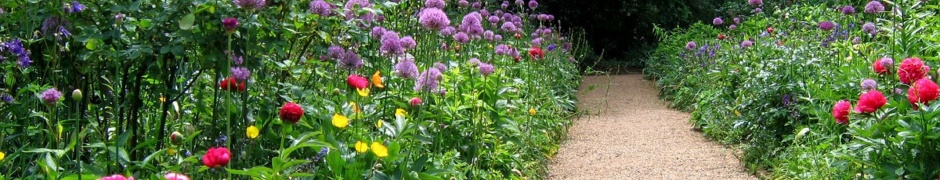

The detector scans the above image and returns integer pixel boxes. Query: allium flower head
[748,0,762,7]
[483,30,496,41]
[856,90,887,113]
[434,62,448,72]
[909,78,940,109]
[394,59,419,79]
[861,79,878,91]
[531,38,542,45]
[832,100,851,125]
[338,51,363,71]
[473,2,482,9]
[685,41,697,51]
[495,44,511,55]
[415,68,443,92]
[740,40,753,48]
[222,18,239,33]
[459,12,485,36]
[425,0,445,9]
[478,62,494,76]
[65,1,87,13]
[458,0,470,7]
[841,5,856,15]
[233,0,266,10]
[468,58,481,66]
[41,88,63,105]
[454,32,470,43]
[309,0,334,16]
[380,31,405,55]
[733,17,741,24]
[898,57,929,84]
[712,17,723,25]
[865,1,885,14]
[862,22,877,35]
[327,45,345,59]
[440,26,456,36]
[729,24,737,30]
[528,0,538,9]
[371,26,387,39]
[818,21,835,31]
[418,8,450,30]
[399,36,417,49]
[872,57,892,75]
[500,22,517,32]
[231,67,251,82]
[344,0,375,22]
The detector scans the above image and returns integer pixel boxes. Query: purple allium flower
[434,62,447,72]
[754,7,762,13]
[415,68,443,92]
[729,24,737,30]
[231,54,244,65]
[495,44,511,55]
[458,0,470,7]
[741,40,753,48]
[483,30,495,41]
[733,17,741,24]
[713,17,723,25]
[468,58,481,66]
[685,41,697,51]
[400,36,416,49]
[419,8,450,31]
[65,1,87,13]
[531,38,542,45]
[459,12,484,36]
[309,0,334,16]
[0,7,4,14]
[231,67,251,81]
[394,59,419,79]
[502,1,509,9]
[233,0,267,10]
[515,0,524,6]
[114,13,126,24]
[865,1,884,14]
[371,26,387,39]
[818,21,835,31]
[472,2,482,9]
[862,22,877,35]
[548,44,557,51]
[488,15,500,24]
[508,48,520,57]
[478,63,494,76]
[425,0,445,9]
[495,34,503,41]
[500,22,516,32]
[380,31,405,55]
[41,88,63,105]
[841,5,855,15]
[880,57,894,68]
[440,26,456,36]
[338,51,363,71]
[528,0,538,9]
[222,18,239,32]
[748,0,762,7]
[1,94,12,103]
[344,0,375,22]
[895,88,904,95]
[852,37,861,44]
[327,46,345,59]
[454,32,470,43]
[861,79,877,91]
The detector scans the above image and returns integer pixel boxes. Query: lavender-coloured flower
[818,21,835,31]
[531,38,542,45]
[233,0,267,10]
[495,35,503,41]
[394,59,419,79]
[861,79,877,91]
[841,5,855,15]
[495,44,511,55]
[327,46,345,59]
[515,0,524,6]
[468,58,481,66]
[338,51,363,71]
[58,26,72,39]
[5,39,30,68]
[852,37,861,44]
[748,0,762,7]
[380,31,405,55]
[231,54,244,65]
[344,0,375,22]
[527,0,538,9]
[459,12,484,36]
[862,22,877,35]
[65,1,87,13]
[309,0,334,16]
[478,63,494,76]
[563,42,572,51]
[434,62,447,72]
[865,1,884,14]
[685,41,697,51]
[500,22,516,32]
[415,68,443,92]
[741,40,753,48]
[371,26,386,39]
[502,1,509,9]
[733,17,741,24]
[712,17,723,25]
[880,57,894,69]
[425,0,445,9]
[2,94,13,103]
[222,18,239,33]
[399,36,416,49]
[472,2,482,9]
[440,26,456,36]
[454,32,470,44]
[483,31,495,41]
[419,8,450,31]
[458,0,470,7]
[41,88,63,105]
[231,67,251,81]
[729,24,737,30]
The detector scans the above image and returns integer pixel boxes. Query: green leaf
[60,174,99,180]
[85,38,101,50]
[24,148,67,158]
[139,19,153,29]
[44,153,59,171]
[180,14,196,30]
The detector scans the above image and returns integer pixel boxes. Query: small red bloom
[908,78,940,110]
[832,100,851,125]
[346,74,369,90]
[855,90,886,113]
[219,77,246,92]
[514,56,520,62]
[872,58,888,74]
[279,102,304,124]
[718,34,725,40]
[410,97,422,107]
[898,57,929,84]
[202,147,231,168]
[528,46,545,59]
[766,27,774,34]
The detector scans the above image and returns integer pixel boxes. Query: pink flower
[832,100,851,125]
[872,58,890,75]
[346,74,369,90]
[202,147,232,168]
[410,97,422,106]
[855,90,886,113]
[164,172,190,180]
[898,57,929,84]
[99,174,134,180]
[908,78,940,109]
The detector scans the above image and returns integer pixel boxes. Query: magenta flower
[740,40,753,48]
[454,32,470,43]
[528,0,538,9]
[818,21,835,31]
[685,41,697,51]
[222,18,239,33]
[478,63,494,76]
[841,5,855,15]
[231,67,251,82]
[41,88,63,105]
[459,12,484,36]
[748,0,762,7]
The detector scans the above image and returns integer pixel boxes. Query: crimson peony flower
[279,102,304,124]
[766,27,774,34]
[898,57,929,84]
[718,34,725,40]
[219,77,246,92]
[202,147,231,168]
[528,46,544,59]
[410,97,422,106]
[99,174,134,180]
[872,58,889,74]
[855,90,886,113]
[347,74,369,89]
[908,78,940,109]
[832,100,851,125]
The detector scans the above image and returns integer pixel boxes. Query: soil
[547,74,754,179]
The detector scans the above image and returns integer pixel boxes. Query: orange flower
[372,70,385,88]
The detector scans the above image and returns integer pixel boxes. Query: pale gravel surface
[547,74,754,180]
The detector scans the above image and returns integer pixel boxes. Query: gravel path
[547,74,754,179]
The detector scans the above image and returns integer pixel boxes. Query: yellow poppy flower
[355,141,369,153]
[372,71,385,89]
[332,113,349,128]
[246,125,260,139]
[528,108,536,115]
[395,108,407,117]
[356,88,370,97]
[167,147,177,156]
[376,120,383,128]
[0,151,5,161]
[370,142,389,158]
[349,102,361,114]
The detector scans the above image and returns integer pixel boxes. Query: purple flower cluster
[425,0,446,9]
[344,0,375,23]
[468,58,481,66]
[433,62,447,72]
[371,26,387,39]
[495,44,511,55]
[415,68,443,92]
[394,58,419,79]
[841,5,855,15]
[327,46,362,71]
[2,39,31,67]
[42,17,71,39]
[458,0,470,8]
[440,26,457,36]
[500,22,517,32]
[459,12,484,36]
[862,22,877,35]
[454,32,470,43]
[740,40,753,48]
[528,0,538,9]
[1,94,12,103]
[818,21,835,31]
[865,1,884,14]
[685,41,697,51]
[748,0,762,7]
[65,1,87,13]
[41,88,63,105]
[483,31,496,41]
[400,36,417,49]
[478,63,494,76]
[380,31,405,55]
[713,17,723,25]
[861,79,877,91]
[222,18,239,32]
[233,0,266,10]
[309,0,334,16]
[419,8,450,31]
[231,67,251,81]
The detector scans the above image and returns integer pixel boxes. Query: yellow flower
[376,120,383,128]
[355,141,369,153]
[395,108,407,117]
[349,102,361,114]
[159,96,166,103]
[0,151,5,161]
[372,71,385,89]
[734,110,742,117]
[356,87,370,97]
[167,147,177,156]
[370,142,389,158]
[528,108,536,115]
[246,125,260,139]
[332,113,349,128]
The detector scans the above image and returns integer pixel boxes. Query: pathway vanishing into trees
[548,74,754,179]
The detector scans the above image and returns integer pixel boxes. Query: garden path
[547,74,754,179]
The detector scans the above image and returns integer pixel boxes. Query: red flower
[410,97,422,107]
[767,27,774,34]
[346,74,369,90]
[279,102,304,124]
[202,147,231,168]
[832,100,851,125]
[908,78,940,109]
[872,58,888,75]
[855,90,886,113]
[718,34,725,40]
[219,77,246,92]
[514,56,520,62]
[528,46,544,59]
[898,57,929,84]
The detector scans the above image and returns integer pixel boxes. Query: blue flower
[65,1,87,13]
